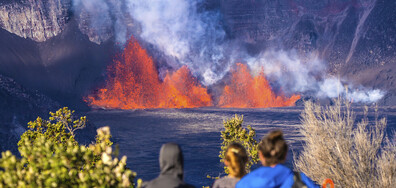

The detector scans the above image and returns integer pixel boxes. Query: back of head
[258,130,288,166]
[225,143,248,178]
[159,143,184,179]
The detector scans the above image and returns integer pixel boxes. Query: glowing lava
[218,63,300,108]
[87,36,300,109]
[86,36,212,109]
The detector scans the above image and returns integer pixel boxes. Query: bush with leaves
[17,107,89,155]
[0,107,135,187]
[294,100,395,188]
[219,114,259,174]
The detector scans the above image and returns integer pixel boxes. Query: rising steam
[247,50,385,103]
[126,0,230,85]
[77,0,385,104]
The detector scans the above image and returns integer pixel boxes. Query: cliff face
[0,0,71,42]
[0,0,133,44]
[72,0,134,44]
[0,0,395,105]
[2,0,393,66]
[0,19,115,106]
[220,0,396,72]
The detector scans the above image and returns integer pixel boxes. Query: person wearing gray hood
[142,143,195,188]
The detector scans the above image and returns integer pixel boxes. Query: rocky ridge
[0,74,97,153]
[0,0,71,42]
[220,0,396,71]
[0,74,60,153]
[0,0,134,44]
[73,0,135,44]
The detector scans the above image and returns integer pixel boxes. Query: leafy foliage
[17,107,87,152]
[0,108,135,187]
[295,100,395,187]
[219,114,259,174]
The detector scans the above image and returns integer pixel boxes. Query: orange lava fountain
[218,63,300,108]
[86,36,212,109]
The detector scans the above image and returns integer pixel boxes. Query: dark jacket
[143,143,195,188]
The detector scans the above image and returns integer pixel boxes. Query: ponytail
[225,143,248,178]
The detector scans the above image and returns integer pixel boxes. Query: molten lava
[218,63,300,108]
[162,66,213,108]
[86,36,212,109]
[87,36,300,109]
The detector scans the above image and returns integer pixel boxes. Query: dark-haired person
[142,143,195,188]
[212,143,248,188]
[236,130,319,188]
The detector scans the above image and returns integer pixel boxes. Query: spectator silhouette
[236,130,319,188]
[142,143,195,188]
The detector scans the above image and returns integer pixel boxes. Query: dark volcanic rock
[220,0,396,70]
[0,74,59,153]
[343,0,396,68]
[0,74,97,153]
[0,18,116,109]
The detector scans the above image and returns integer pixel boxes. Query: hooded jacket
[143,143,195,188]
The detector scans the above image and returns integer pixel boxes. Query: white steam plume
[126,0,230,85]
[73,0,386,103]
[247,50,325,93]
[73,0,233,84]
[247,51,385,103]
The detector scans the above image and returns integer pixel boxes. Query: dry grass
[294,100,395,188]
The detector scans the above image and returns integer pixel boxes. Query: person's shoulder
[142,176,195,188]
[237,165,296,188]
[236,167,270,188]
[299,172,320,188]
[278,166,319,188]
[213,176,238,188]
[212,177,223,188]
[246,166,268,175]
[247,165,292,176]
[276,164,293,173]
[281,171,320,188]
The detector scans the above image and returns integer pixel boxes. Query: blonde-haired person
[212,143,248,188]
[236,130,319,188]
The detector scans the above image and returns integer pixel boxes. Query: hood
[159,143,184,180]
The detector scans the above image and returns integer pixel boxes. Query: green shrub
[219,114,259,174]
[294,100,395,187]
[0,108,135,187]
[17,107,88,158]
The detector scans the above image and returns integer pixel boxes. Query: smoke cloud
[247,50,325,94]
[247,50,385,103]
[126,0,231,85]
[73,0,385,103]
